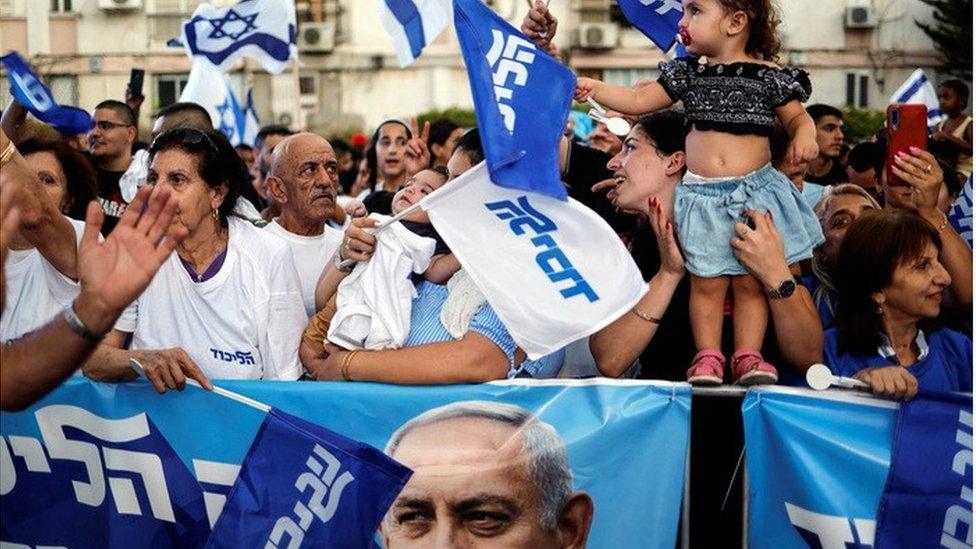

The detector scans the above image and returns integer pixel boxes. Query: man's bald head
[266,133,339,228]
[151,102,213,139]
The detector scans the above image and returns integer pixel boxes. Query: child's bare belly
[685,130,772,178]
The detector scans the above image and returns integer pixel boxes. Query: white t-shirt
[265,220,343,317]
[116,217,306,380]
[0,217,85,344]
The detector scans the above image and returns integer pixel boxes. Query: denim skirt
[673,164,825,277]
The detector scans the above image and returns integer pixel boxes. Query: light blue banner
[742,387,898,548]
[1,378,691,548]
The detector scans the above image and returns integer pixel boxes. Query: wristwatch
[333,251,354,273]
[767,279,797,299]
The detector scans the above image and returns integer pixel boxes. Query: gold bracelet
[340,350,361,381]
[0,141,15,167]
[631,307,661,324]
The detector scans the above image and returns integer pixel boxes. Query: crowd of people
[0,0,972,413]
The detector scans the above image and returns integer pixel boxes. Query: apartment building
[0,0,943,138]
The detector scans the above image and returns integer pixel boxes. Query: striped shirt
[404,281,564,378]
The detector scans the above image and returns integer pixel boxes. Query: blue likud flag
[0,51,92,135]
[948,175,972,249]
[617,0,684,53]
[178,0,297,74]
[454,0,574,201]
[378,0,451,67]
[207,408,412,548]
[874,390,973,548]
[0,405,210,548]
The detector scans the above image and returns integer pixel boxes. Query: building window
[845,72,870,109]
[149,0,204,42]
[51,0,73,13]
[48,75,78,106]
[155,74,189,110]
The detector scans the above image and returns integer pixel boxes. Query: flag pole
[291,55,302,131]
[130,358,272,412]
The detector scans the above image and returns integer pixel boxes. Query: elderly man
[265,133,343,317]
[381,400,593,548]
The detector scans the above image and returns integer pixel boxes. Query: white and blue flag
[948,175,972,249]
[890,69,946,127]
[455,0,575,200]
[420,162,647,359]
[179,61,255,147]
[178,0,297,74]
[377,0,450,67]
[0,51,92,135]
[617,0,684,53]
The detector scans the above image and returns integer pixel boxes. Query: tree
[916,0,973,80]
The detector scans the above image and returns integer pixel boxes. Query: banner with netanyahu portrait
[0,378,691,548]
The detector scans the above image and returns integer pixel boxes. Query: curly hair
[715,0,782,62]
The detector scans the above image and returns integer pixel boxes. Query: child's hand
[405,117,431,177]
[575,77,600,102]
[787,135,819,165]
[343,199,367,219]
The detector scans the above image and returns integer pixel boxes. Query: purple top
[179,249,228,283]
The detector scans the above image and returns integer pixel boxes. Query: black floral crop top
[657,57,812,136]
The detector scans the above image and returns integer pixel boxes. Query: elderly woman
[1,133,98,343]
[302,129,563,383]
[83,128,307,391]
[825,210,972,399]
[804,184,882,328]
[588,113,825,380]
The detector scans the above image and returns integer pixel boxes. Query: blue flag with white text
[454,0,574,200]
[0,406,210,548]
[875,390,973,548]
[1,51,92,135]
[178,0,297,74]
[617,0,684,53]
[207,408,412,548]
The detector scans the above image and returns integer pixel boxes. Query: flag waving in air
[890,69,946,127]
[455,0,575,200]
[617,0,685,53]
[179,61,254,147]
[378,0,451,67]
[178,0,297,74]
[0,52,92,135]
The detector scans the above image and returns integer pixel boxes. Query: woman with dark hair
[1,135,99,343]
[426,117,463,169]
[84,128,307,391]
[359,120,413,214]
[825,210,971,399]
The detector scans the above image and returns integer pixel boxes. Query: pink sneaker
[687,350,725,386]
[730,350,778,385]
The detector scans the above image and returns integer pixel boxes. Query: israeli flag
[420,162,648,359]
[241,89,260,148]
[377,0,450,67]
[617,0,684,53]
[455,0,575,200]
[179,61,254,147]
[948,175,972,249]
[178,0,297,75]
[890,69,946,127]
[0,51,92,135]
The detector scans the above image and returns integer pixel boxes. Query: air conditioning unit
[98,0,142,11]
[845,0,878,29]
[575,23,618,49]
[298,22,335,54]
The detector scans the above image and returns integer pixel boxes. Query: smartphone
[127,68,145,98]
[885,103,928,187]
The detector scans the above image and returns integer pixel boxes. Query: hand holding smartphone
[885,103,928,187]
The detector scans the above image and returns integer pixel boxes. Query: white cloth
[120,149,149,203]
[327,214,436,350]
[116,217,306,380]
[265,220,343,317]
[439,269,487,339]
[0,218,85,343]
[421,161,648,359]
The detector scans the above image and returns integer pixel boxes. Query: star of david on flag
[179,61,258,147]
[178,0,297,75]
